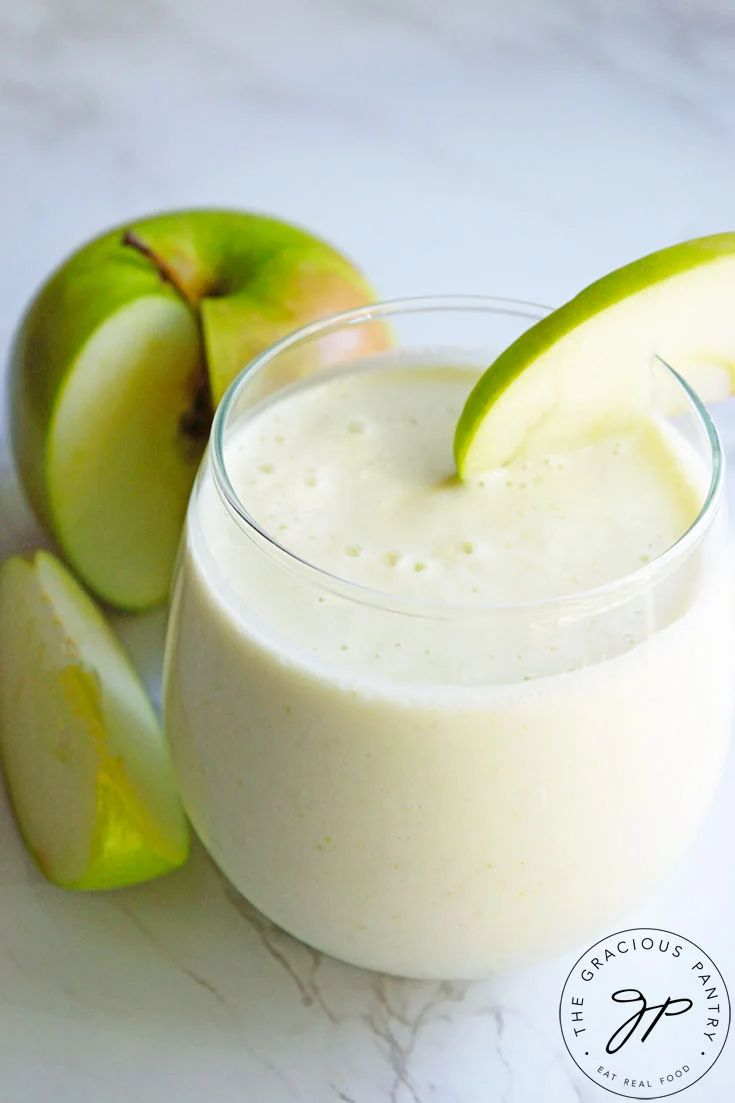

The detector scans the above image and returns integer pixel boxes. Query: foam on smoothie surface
[223,360,704,605]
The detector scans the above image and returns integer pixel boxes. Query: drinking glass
[163,297,734,979]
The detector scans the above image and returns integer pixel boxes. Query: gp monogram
[559,929,730,1099]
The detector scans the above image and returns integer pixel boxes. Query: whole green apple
[11,209,380,610]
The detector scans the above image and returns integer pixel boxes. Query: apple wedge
[455,233,735,477]
[12,210,380,610]
[0,551,189,889]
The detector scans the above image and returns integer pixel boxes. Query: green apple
[11,210,379,610]
[0,550,189,889]
[455,233,735,477]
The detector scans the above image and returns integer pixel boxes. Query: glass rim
[210,294,724,616]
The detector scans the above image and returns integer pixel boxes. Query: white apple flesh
[0,551,189,889]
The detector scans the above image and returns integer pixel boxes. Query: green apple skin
[455,232,735,477]
[120,210,380,403]
[0,551,189,890]
[11,210,379,611]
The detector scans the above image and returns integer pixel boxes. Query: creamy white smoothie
[164,346,734,978]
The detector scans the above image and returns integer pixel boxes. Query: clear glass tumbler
[163,297,734,979]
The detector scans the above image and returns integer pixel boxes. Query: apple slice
[455,233,735,477]
[0,551,189,889]
[12,210,381,610]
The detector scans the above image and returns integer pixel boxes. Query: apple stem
[121,231,194,306]
[122,229,214,445]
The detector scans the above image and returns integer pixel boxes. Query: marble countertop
[3,1,735,1099]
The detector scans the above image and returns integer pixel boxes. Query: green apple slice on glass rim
[454,233,735,478]
[0,551,189,890]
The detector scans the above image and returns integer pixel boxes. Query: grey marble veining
[2,1,735,1099]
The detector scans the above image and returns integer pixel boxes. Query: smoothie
[164,349,733,977]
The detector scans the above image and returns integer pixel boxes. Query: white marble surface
[3,1,735,1099]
